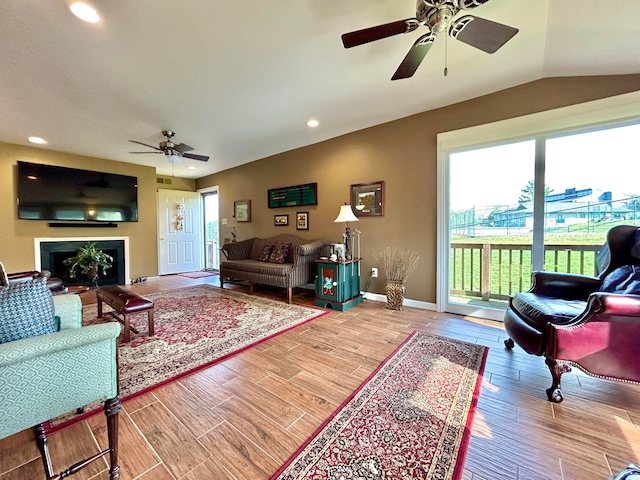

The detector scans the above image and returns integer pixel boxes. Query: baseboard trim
[362,292,436,311]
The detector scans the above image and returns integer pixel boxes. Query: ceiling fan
[129,130,209,163]
[341,0,518,80]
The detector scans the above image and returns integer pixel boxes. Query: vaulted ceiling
[1,1,638,178]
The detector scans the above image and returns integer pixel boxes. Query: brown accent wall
[197,75,640,303]
[0,143,160,278]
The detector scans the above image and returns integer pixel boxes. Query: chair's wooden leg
[123,314,131,343]
[105,396,121,480]
[148,308,155,337]
[249,281,254,295]
[220,276,224,288]
[287,287,292,304]
[545,357,571,403]
[33,401,120,480]
[97,298,103,318]
[34,424,54,479]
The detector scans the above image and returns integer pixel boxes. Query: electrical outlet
[371,267,378,278]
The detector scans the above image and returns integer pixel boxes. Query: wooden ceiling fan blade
[450,15,518,54]
[342,18,419,48]
[391,33,435,80]
[128,140,162,151]
[174,143,194,153]
[182,153,209,162]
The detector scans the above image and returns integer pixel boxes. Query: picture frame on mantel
[234,200,251,222]
[351,181,384,217]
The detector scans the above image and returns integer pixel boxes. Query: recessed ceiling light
[306,119,319,127]
[187,166,196,170]
[28,136,47,144]
[67,2,100,23]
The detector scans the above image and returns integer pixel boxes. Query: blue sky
[450,123,640,212]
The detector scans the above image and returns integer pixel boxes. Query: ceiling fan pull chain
[444,32,449,77]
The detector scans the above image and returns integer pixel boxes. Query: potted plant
[63,242,113,289]
[373,247,420,311]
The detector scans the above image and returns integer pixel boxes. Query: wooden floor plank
[180,457,237,480]
[256,373,339,420]
[129,401,211,479]
[0,428,39,474]
[48,422,107,480]
[199,421,279,479]
[87,408,161,479]
[213,396,302,464]
[153,380,226,438]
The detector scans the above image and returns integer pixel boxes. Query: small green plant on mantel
[62,242,113,288]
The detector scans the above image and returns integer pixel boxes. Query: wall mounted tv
[17,161,138,223]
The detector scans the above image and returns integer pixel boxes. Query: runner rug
[271,331,487,480]
[49,284,326,431]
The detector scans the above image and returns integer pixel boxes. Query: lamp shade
[334,204,359,223]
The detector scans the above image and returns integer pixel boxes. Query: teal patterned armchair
[0,286,122,479]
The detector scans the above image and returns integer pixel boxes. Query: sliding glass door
[439,116,640,321]
[446,141,535,320]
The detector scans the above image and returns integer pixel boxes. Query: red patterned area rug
[271,331,487,480]
[49,285,326,431]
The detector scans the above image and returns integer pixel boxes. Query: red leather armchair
[504,225,640,402]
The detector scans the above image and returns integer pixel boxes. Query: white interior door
[158,189,202,275]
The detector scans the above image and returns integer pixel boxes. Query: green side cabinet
[314,259,363,311]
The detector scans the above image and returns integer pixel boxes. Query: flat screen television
[17,161,138,223]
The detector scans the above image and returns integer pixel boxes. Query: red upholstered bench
[96,285,154,343]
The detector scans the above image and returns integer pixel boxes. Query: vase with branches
[62,242,113,289]
[373,247,420,311]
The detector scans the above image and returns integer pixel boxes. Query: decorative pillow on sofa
[0,276,57,344]
[268,243,292,264]
[258,245,273,262]
[0,261,8,288]
[600,265,640,294]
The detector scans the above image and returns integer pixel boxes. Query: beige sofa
[220,234,329,303]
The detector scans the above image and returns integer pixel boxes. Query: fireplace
[35,237,130,287]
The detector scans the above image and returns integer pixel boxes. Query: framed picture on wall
[351,181,384,217]
[296,212,309,230]
[234,200,251,222]
[274,214,289,226]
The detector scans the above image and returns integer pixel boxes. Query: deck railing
[450,242,603,302]
[205,240,220,270]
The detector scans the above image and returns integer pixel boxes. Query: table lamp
[334,203,359,260]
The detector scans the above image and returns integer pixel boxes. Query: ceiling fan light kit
[341,0,518,80]
[128,130,210,163]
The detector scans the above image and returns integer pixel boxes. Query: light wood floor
[1,275,639,480]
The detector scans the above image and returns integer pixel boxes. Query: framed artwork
[268,183,318,208]
[296,211,309,230]
[234,200,251,222]
[351,181,384,217]
[274,214,289,226]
